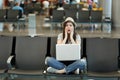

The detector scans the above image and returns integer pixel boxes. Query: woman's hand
[65,29,68,39]
[70,31,73,39]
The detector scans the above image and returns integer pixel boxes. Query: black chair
[24,3,34,15]
[0,9,7,22]
[6,9,19,22]
[86,38,119,72]
[63,4,70,10]
[70,4,78,10]
[0,36,13,79]
[90,10,103,23]
[51,10,65,22]
[78,4,84,10]
[7,36,48,79]
[65,9,77,21]
[77,10,90,23]
[34,4,41,13]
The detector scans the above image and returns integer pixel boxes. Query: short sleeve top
[57,33,81,44]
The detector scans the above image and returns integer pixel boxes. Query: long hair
[63,20,76,43]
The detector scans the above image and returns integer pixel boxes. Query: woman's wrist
[62,37,67,44]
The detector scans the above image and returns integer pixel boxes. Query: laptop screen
[56,44,81,61]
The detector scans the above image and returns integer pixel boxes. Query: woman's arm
[57,32,68,44]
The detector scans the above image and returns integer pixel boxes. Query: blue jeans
[45,57,86,74]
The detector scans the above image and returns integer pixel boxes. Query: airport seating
[77,10,90,23]
[0,36,13,79]
[7,36,48,79]
[69,4,78,10]
[51,10,65,22]
[90,10,103,23]
[65,9,78,22]
[0,9,6,22]
[6,9,20,22]
[63,4,78,10]
[24,3,41,15]
[24,3,34,15]
[63,4,70,10]
[0,36,119,79]
[34,4,41,13]
[78,4,84,10]
[86,38,119,72]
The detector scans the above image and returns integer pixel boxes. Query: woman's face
[65,22,74,34]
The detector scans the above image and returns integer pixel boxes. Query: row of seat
[0,36,83,79]
[62,4,83,10]
[24,3,42,15]
[0,9,23,22]
[0,36,119,79]
[50,9,103,23]
[0,36,48,79]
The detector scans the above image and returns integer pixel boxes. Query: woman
[45,17,87,74]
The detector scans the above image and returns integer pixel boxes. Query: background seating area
[24,3,42,15]
[0,9,25,22]
[49,4,103,23]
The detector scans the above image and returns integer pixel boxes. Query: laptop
[56,44,81,61]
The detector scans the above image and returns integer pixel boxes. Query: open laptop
[56,44,81,61]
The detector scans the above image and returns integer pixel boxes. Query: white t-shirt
[57,33,81,44]
[42,1,49,8]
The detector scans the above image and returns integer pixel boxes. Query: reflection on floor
[0,14,114,38]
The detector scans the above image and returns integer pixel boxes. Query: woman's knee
[76,60,86,68]
[45,57,54,65]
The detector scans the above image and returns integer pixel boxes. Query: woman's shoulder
[76,33,81,40]
[76,33,80,37]
[57,33,63,39]
[58,33,63,36]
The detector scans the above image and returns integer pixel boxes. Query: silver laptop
[56,44,81,61]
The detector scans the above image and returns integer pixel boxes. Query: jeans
[45,57,86,74]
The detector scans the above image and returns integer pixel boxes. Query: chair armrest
[7,55,15,70]
[4,15,6,19]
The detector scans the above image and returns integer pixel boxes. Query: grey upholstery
[34,4,41,13]
[8,36,48,76]
[63,4,78,10]
[50,37,57,58]
[65,9,77,21]
[86,38,119,72]
[90,10,103,23]
[52,10,65,22]
[6,9,19,22]
[0,36,13,73]
[78,10,90,23]
[63,4,70,10]
[0,9,6,22]
[69,4,78,10]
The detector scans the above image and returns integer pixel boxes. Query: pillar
[98,0,112,19]
[112,0,120,27]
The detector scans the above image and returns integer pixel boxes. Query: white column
[28,14,36,37]
[112,0,120,27]
[0,0,3,31]
[102,0,112,19]
[0,0,3,9]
